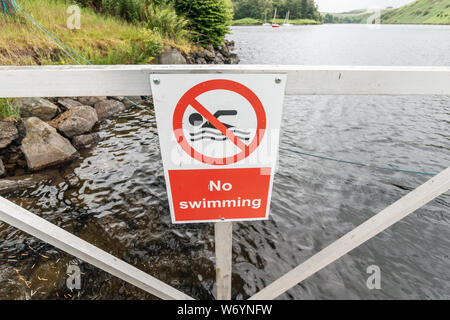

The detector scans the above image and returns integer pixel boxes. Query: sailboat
[283,11,292,26]
[262,12,271,26]
[272,8,280,28]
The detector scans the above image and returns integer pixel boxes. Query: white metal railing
[0,197,192,300]
[0,65,450,97]
[0,65,449,300]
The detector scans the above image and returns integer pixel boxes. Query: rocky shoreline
[0,41,239,195]
[157,40,239,65]
[0,96,137,191]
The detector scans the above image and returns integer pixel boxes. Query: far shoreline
[231,23,450,27]
[232,17,449,27]
[232,17,322,26]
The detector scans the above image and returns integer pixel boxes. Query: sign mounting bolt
[275,77,282,84]
[153,78,160,85]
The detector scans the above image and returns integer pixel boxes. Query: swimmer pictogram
[173,79,267,165]
[188,110,251,142]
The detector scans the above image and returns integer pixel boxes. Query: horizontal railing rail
[0,65,449,97]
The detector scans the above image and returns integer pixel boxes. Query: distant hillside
[322,9,378,24]
[338,9,368,15]
[382,0,450,24]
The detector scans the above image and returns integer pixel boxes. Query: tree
[284,0,302,19]
[324,13,334,23]
[300,0,308,19]
[231,0,320,21]
[232,0,272,20]
[174,0,232,47]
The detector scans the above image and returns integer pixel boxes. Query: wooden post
[215,222,233,300]
[0,0,16,15]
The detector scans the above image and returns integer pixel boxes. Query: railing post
[215,222,233,300]
[249,166,450,300]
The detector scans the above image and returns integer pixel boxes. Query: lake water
[230,24,450,65]
[1,24,449,300]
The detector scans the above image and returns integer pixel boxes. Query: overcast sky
[315,0,416,13]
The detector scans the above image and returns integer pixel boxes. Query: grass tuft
[0,0,166,65]
[0,99,21,120]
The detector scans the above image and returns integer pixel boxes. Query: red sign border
[173,79,266,165]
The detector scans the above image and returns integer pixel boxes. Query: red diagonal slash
[189,98,250,154]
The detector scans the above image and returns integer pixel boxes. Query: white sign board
[151,74,286,223]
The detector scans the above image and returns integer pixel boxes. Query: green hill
[322,9,376,24]
[382,0,450,24]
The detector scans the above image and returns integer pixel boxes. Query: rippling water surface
[1,24,449,300]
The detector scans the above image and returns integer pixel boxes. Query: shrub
[174,0,232,47]
[0,99,20,120]
[144,1,189,41]
[74,0,147,23]
[74,0,234,47]
[108,29,161,64]
[74,0,192,45]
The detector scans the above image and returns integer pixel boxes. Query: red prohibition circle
[173,79,266,165]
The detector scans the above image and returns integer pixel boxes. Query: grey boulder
[120,96,142,108]
[21,117,78,171]
[77,96,108,107]
[50,105,98,138]
[156,48,187,64]
[57,98,83,110]
[94,99,126,120]
[196,57,207,64]
[0,121,18,149]
[72,132,100,149]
